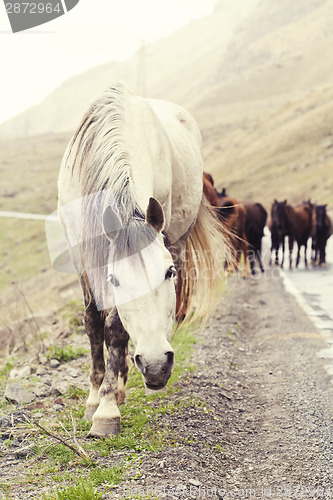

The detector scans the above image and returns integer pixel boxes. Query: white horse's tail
[178,195,231,324]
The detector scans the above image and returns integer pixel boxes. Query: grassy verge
[0,320,200,500]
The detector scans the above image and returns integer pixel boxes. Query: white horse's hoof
[88,417,121,437]
[84,405,99,421]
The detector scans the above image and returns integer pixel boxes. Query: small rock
[14,445,34,458]
[33,412,45,418]
[66,367,80,378]
[33,384,51,398]
[189,479,202,487]
[53,404,64,412]
[41,378,53,387]
[4,383,36,404]
[0,416,12,428]
[51,381,70,396]
[9,366,31,380]
[38,355,48,365]
[49,359,61,369]
[25,401,47,410]
[36,366,49,377]
[53,397,65,406]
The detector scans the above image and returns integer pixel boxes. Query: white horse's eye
[165,265,177,280]
[108,273,120,287]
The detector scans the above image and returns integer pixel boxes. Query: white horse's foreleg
[89,310,129,437]
[80,275,106,422]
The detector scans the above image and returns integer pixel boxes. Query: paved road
[262,228,333,383]
[262,229,333,328]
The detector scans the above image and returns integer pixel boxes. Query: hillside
[203,85,333,207]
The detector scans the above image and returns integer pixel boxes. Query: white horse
[57,83,226,436]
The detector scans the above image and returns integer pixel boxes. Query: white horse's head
[103,197,176,390]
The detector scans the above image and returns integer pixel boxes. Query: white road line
[281,270,333,334]
[0,211,59,222]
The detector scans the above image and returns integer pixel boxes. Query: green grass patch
[0,360,14,392]
[47,344,87,362]
[42,480,103,500]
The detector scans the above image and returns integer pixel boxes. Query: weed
[0,483,12,499]
[0,361,14,377]
[57,301,84,333]
[213,443,225,453]
[66,386,89,400]
[42,480,103,500]
[47,345,87,362]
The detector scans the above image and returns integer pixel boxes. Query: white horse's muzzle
[134,349,175,389]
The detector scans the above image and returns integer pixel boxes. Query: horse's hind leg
[89,309,129,437]
[281,238,285,268]
[241,237,250,278]
[288,237,294,269]
[249,247,256,275]
[80,274,106,421]
[257,247,264,273]
[319,243,327,266]
[295,243,301,268]
[304,241,308,267]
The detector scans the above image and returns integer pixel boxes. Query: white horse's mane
[63,83,150,309]
[66,82,137,218]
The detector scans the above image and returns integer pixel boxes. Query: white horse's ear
[103,205,122,241]
[146,197,165,232]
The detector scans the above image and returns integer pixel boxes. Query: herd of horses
[203,172,332,275]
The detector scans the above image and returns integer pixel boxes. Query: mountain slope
[204,84,333,208]
[0,0,259,137]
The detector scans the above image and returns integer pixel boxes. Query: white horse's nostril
[135,354,146,375]
[164,351,174,373]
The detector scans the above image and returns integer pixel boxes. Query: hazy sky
[0,0,217,124]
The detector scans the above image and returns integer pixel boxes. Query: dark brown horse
[203,174,249,277]
[269,200,312,268]
[311,204,332,266]
[216,197,249,277]
[243,202,267,274]
[268,200,288,267]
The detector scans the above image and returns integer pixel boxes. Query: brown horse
[203,173,249,277]
[203,171,219,207]
[175,172,222,320]
[268,200,288,267]
[291,202,313,267]
[243,202,267,274]
[311,204,332,266]
[269,200,312,268]
[218,197,249,277]
[214,193,249,277]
